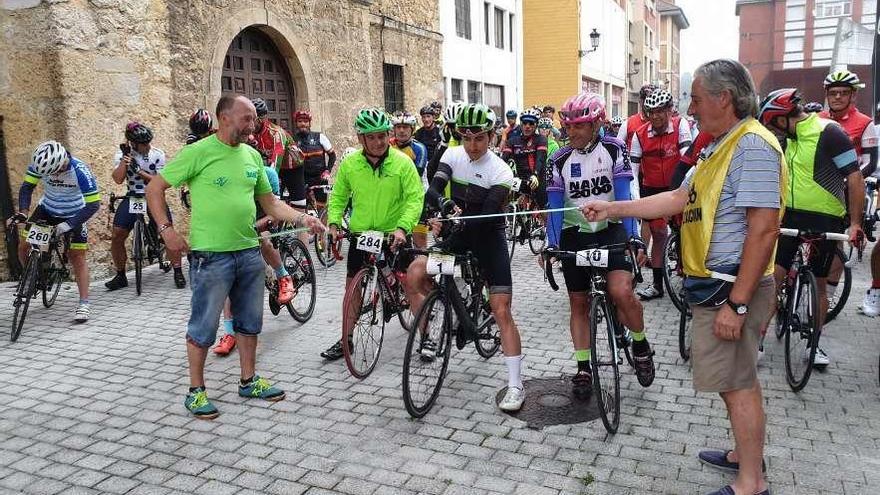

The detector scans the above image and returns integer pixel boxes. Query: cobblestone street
[0,244,878,495]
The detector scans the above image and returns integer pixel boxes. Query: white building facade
[580,0,630,120]
[440,0,523,116]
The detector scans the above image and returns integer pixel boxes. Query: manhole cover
[496,376,602,429]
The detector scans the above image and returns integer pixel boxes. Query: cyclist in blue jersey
[8,141,101,322]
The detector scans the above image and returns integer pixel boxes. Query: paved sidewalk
[0,244,878,495]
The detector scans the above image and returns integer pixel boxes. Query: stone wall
[0,0,442,281]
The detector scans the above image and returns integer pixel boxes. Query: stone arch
[207,8,316,126]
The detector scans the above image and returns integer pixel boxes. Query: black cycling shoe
[105,273,128,291]
[571,370,593,399]
[632,344,656,387]
[173,270,186,289]
[321,340,344,361]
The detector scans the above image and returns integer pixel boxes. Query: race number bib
[426,253,456,276]
[129,197,147,214]
[575,249,609,268]
[511,177,522,191]
[357,231,383,254]
[27,224,52,246]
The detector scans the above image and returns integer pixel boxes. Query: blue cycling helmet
[505,109,518,118]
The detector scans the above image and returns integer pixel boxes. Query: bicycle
[108,192,170,295]
[662,219,687,313]
[9,215,70,342]
[542,242,642,434]
[505,183,546,257]
[263,222,316,324]
[338,231,415,379]
[774,228,849,392]
[401,242,502,418]
[305,184,343,268]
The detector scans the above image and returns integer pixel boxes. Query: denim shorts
[186,247,264,348]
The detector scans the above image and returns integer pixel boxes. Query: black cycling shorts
[442,226,512,294]
[279,168,306,207]
[559,224,634,293]
[775,210,844,278]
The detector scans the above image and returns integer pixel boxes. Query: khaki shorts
[691,276,775,393]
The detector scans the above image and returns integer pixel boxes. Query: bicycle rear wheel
[402,289,452,418]
[505,203,518,263]
[784,269,820,392]
[283,239,316,323]
[678,304,692,362]
[342,267,385,379]
[314,209,337,268]
[132,219,144,296]
[528,222,546,255]
[590,295,621,434]
[825,247,850,323]
[394,279,415,333]
[42,247,64,308]
[662,232,686,313]
[473,286,500,358]
[12,251,40,342]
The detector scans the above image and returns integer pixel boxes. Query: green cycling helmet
[455,103,496,132]
[824,70,865,90]
[354,108,392,134]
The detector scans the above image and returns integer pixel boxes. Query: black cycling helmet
[639,83,658,100]
[125,122,153,144]
[189,109,213,135]
[251,98,269,117]
[804,102,823,113]
[420,105,434,116]
[505,109,517,118]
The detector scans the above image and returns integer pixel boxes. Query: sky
[677,0,740,76]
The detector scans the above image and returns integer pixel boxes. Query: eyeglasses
[827,90,853,98]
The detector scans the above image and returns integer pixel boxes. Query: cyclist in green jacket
[321,108,425,360]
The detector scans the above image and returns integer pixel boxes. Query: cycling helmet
[293,110,312,122]
[758,88,801,126]
[639,83,658,100]
[354,108,392,134]
[391,111,418,127]
[643,89,674,110]
[824,70,864,90]
[444,101,466,124]
[520,107,542,124]
[420,105,434,116]
[611,116,625,126]
[455,103,496,133]
[251,98,269,116]
[505,109,518,119]
[125,122,153,144]
[31,140,69,175]
[537,117,554,130]
[559,92,606,124]
[804,101,823,113]
[188,109,213,136]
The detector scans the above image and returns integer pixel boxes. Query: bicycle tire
[505,203,518,263]
[133,219,144,296]
[662,232,686,313]
[774,280,788,340]
[528,222,546,255]
[42,247,63,308]
[590,295,621,434]
[395,280,415,333]
[678,304,692,362]
[283,238,316,323]
[402,289,453,418]
[473,286,500,358]
[825,247,851,323]
[12,251,40,342]
[784,269,820,392]
[342,267,385,379]
[314,209,337,268]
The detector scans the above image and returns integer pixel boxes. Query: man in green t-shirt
[146,95,324,420]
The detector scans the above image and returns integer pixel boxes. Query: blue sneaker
[184,388,219,420]
[238,375,285,401]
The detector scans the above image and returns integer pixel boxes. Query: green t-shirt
[161,134,272,252]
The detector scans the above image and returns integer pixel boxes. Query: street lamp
[627,59,641,77]
[578,29,601,57]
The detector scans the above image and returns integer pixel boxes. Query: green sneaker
[238,375,285,401]
[184,388,219,420]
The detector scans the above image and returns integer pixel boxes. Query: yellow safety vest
[680,118,787,278]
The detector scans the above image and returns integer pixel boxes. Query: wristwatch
[158,222,173,235]
[727,299,748,316]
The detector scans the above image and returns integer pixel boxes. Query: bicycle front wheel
[314,208,337,268]
[12,251,40,342]
[590,295,621,434]
[402,289,452,418]
[528,222,546,255]
[132,219,144,296]
[825,247,851,323]
[342,267,385,379]
[283,239,316,323]
[473,287,500,358]
[678,304,692,362]
[784,269,820,392]
[662,232,686,313]
[42,247,64,308]
[505,203,518,263]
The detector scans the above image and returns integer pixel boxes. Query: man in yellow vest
[580,59,781,495]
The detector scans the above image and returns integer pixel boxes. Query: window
[786,5,805,21]
[455,0,472,39]
[629,21,635,42]
[451,78,464,102]
[815,1,851,18]
[484,84,505,118]
[467,81,482,103]
[494,8,505,49]
[785,36,804,53]
[484,2,490,45]
[814,34,836,50]
[509,13,514,52]
[383,63,404,112]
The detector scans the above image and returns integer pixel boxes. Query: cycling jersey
[547,136,560,159]
[428,146,514,227]
[784,113,859,218]
[253,121,295,170]
[295,131,334,177]
[819,106,877,157]
[501,132,548,184]
[671,131,714,189]
[23,157,100,218]
[629,116,692,189]
[414,125,442,163]
[390,137,428,189]
[113,147,166,195]
[618,113,649,149]
[327,147,424,234]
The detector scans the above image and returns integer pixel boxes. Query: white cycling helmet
[611,116,625,126]
[644,89,674,110]
[31,140,69,175]
[391,111,418,127]
[444,101,466,124]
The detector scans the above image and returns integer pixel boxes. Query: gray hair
[694,59,759,119]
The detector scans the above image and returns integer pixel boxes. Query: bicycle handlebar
[542,242,643,292]
[779,228,850,242]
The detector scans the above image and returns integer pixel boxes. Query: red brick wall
[738,2,776,91]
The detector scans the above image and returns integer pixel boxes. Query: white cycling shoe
[860,288,880,317]
[498,386,525,412]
